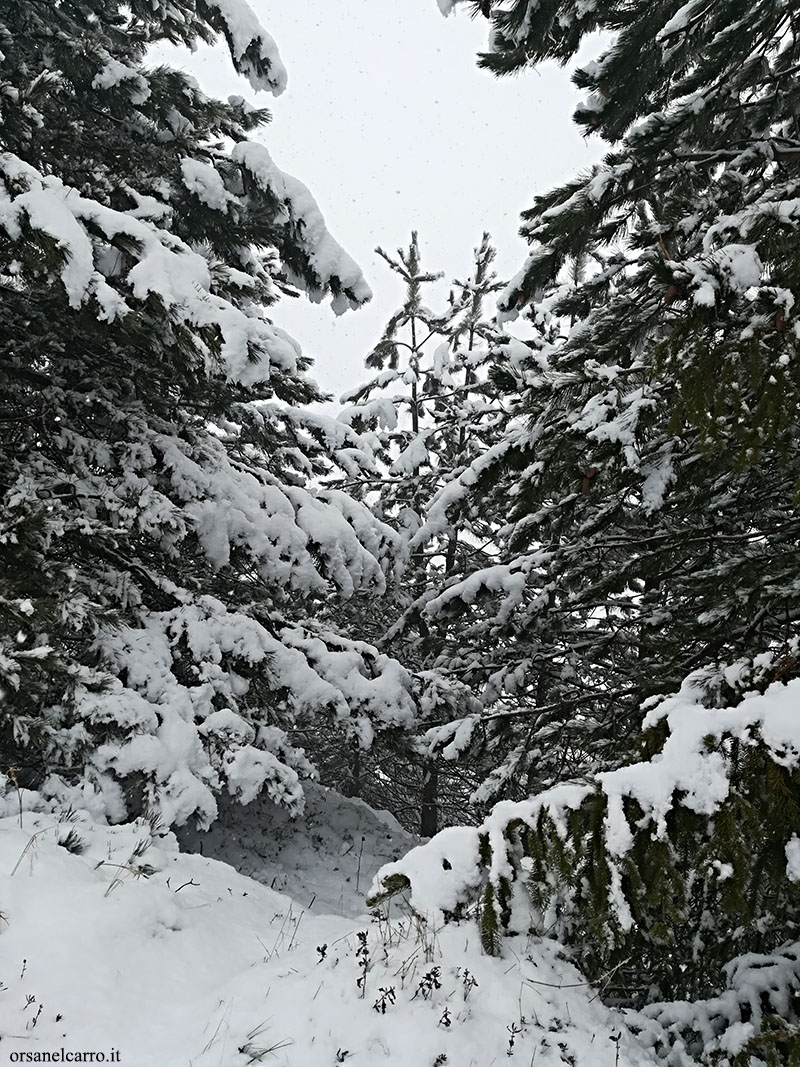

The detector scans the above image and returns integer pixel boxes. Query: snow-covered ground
[176,781,416,919]
[0,789,658,1066]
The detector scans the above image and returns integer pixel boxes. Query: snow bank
[177,779,417,917]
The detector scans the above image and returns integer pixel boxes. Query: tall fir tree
[329,232,529,832]
[0,0,417,827]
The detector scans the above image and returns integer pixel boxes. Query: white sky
[164,1,603,398]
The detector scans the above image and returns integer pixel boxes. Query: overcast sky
[163,1,603,398]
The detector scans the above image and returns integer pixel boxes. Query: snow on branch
[408,432,521,550]
[425,560,532,626]
[77,602,416,828]
[0,152,300,385]
[151,429,400,592]
[198,0,288,95]
[631,944,800,1064]
[280,628,417,736]
[232,141,373,313]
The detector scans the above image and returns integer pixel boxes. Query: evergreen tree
[0,0,417,826]
[415,0,800,784]
[327,233,524,832]
[341,232,508,599]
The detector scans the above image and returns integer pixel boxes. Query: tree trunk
[420,758,439,837]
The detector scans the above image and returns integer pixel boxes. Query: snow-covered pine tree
[0,0,417,827]
[340,232,508,592]
[449,0,800,461]
[329,233,527,833]
[414,0,800,783]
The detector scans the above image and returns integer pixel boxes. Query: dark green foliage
[479,881,501,956]
[389,664,800,1062]
[471,0,800,458]
[366,873,411,910]
[734,1018,800,1067]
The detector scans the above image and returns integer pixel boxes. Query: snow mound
[177,780,417,917]
[0,805,658,1066]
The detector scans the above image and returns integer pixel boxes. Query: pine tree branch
[670,144,800,165]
